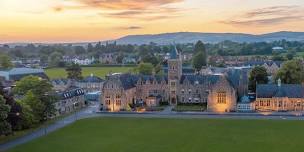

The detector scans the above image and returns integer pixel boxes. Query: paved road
[1,105,304,151]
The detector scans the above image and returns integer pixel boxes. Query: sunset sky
[0,0,304,43]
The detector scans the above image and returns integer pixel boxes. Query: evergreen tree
[249,66,269,91]
[192,41,207,71]
[66,64,83,80]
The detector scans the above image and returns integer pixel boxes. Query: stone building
[55,87,85,116]
[244,61,282,75]
[255,79,304,112]
[75,74,104,92]
[101,47,237,112]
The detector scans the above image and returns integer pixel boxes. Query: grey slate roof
[80,75,104,83]
[244,61,283,67]
[180,74,221,85]
[256,84,304,98]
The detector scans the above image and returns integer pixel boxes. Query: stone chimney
[277,78,281,87]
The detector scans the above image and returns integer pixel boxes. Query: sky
[0,0,304,43]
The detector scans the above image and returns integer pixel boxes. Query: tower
[168,46,182,105]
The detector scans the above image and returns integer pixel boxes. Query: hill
[112,31,304,44]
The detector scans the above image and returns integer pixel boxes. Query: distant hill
[111,31,304,45]
[2,31,304,47]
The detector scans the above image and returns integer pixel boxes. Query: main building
[102,47,237,112]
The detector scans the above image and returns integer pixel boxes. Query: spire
[170,45,179,59]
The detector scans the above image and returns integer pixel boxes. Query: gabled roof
[256,84,304,98]
[80,75,104,83]
[244,61,283,67]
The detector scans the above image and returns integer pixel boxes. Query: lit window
[217,92,226,104]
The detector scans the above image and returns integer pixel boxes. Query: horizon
[1,30,303,44]
[1,0,304,43]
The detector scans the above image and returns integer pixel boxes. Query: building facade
[55,87,86,115]
[101,47,237,112]
[255,80,304,112]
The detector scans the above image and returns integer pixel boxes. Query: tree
[74,46,86,55]
[13,76,53,96]
[13,76,55,121]
[20,91,44,123]
[192,41,207,70]
[0,95,12,135]
[192,52,206,71]
[286,51,296,60]
[0,54,13,69]
[249,66,268,91]
[48,52,62,67]
[135,62,154,75]
[275,59,304,84]
[87,43,94,53]
[66,64,83,80]
[0,82,22,131]
[194,40,206,54]
[116,52,124,64]
[272,54,285,61]
[16,100,36,129]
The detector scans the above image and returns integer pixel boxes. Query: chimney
[277,78,281,87]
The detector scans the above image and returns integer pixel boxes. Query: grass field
[8,117,304,152]
[45,66,134,79]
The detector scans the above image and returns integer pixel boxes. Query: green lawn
[45,66,134,79]
[8,117,304,152]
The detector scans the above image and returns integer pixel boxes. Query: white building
[237,96,255,112]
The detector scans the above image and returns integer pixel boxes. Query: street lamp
[73,102,78,120]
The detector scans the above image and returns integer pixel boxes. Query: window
[181,89,185,94]
[116,100,121,106]
[217,92,226,104]
[188,89,192,94]
[106,100,111,105]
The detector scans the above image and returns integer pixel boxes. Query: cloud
[117,26,143,30]
[54,0,184,20]
[101,7,181,20]
[77,0,183,10]
[220,6,304,26]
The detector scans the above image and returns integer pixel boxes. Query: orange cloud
[220,6,304,26]
[78,0,183,10]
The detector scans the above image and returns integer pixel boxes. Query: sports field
[8,117,304,152]
[45,66,134,79]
